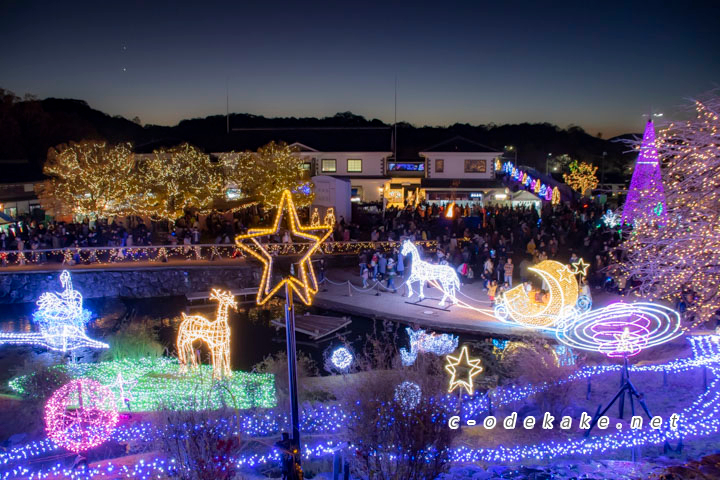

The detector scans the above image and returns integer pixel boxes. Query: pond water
[0,295,503,379]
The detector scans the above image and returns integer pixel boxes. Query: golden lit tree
[137,143,224,220]
[38,141,137,218]
[617,94,720,328]
[563,160,598,196]
[222,141,313,207]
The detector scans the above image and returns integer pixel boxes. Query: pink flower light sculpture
[45,379,119,453]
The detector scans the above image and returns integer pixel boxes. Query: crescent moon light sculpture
[494,260,578,329]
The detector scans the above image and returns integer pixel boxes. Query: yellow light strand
[234,190,331,306]
[445,346,483,395]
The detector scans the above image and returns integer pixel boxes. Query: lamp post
[504,145,517,165]
[285,282,301,449]
[234,190,332,480]
[379,186,386,217]
[546,153,552,176]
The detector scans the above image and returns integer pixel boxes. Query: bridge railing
[0,241,438,269]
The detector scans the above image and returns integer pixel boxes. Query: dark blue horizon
[1,0,717,137]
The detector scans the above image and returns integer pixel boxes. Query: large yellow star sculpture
[234,190,332,306]
[445,346,484,395]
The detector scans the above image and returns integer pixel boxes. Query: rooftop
[420,135,500,153]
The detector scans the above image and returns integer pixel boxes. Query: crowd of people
[0,204,274,252]
[340,201,620,297]
[1,202,620,295]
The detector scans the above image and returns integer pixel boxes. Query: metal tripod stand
[585,355,653,437]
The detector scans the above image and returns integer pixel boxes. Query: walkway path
[315,268,624,337]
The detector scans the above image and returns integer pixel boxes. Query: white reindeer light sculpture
[401,240,460,306]
[177,289,237,379]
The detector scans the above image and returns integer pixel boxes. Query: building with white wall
[300,145,390,203]
[311,175,351,224]
[419,137,505,205]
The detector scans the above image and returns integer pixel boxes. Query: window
[301,162,311,170]
[347,158,362,172]
[321,159,337,173]
[435,159,444,173]
[464,159,486,173]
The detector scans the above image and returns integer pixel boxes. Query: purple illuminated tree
[622,119,667,225]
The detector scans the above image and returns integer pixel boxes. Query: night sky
[1,1,717,136]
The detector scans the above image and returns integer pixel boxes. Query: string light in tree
[618,98,720,328]
[177,289,237,379]
[401,240,460,306]
[563,160,599,196]
[234,190,332,306]
[555,302,682,357]
[445,346,483,395]
[37,141,138,218]
[394,381,422,410]
[44,379,119,453]
[137,143,224,221]
[400,327,458,366]
[221,141,314,208]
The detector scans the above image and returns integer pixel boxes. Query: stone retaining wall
[0,266,259,304]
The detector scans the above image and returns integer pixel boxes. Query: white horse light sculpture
[401,240,460,306]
